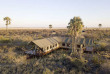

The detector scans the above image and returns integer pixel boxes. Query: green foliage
[67,17,84,36]
[3,17,11,31]
[3,17,11,25]
[67,17,84,54]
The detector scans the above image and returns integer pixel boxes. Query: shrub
[38,35,43,39]
[72,58,86,70]
[98,42,107,51]
[100,62,110,73]
[91,55,105,66]
[0,36,12,43]
[43,68,54,74]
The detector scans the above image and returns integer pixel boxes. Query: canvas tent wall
[28,36,95,54]
[29,37,60,52]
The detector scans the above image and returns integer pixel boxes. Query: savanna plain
[0,28,110,74]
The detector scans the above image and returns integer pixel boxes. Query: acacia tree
[67,17,84,55]
[3,17,11,31]
[49,24,52,29]
[99,24,102,28]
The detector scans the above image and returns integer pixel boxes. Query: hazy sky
[0,0,110,28]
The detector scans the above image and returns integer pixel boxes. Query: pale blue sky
[0,0,110,28]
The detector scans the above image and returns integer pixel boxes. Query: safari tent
[25,36,95,56]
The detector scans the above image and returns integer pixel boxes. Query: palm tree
[99,24,102,28]
[3,17,11,31]
[67,17,84,55]
[49,24,52,29]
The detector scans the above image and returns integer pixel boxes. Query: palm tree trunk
[74,27,77,53]
[71,33,74,53]
[71,27,76,53]
[79,45,82,59]
[6,25,8,32]
[71,31,76,54]
[6,20,8,32]
[74,36,76,53]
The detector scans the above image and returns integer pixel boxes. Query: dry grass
[100,61,110,73]
[0,29,110,74]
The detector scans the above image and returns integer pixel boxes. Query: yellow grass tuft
[14,55,27,64]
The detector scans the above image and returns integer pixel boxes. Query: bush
[38,35,43,39]
[91,55,104,66]
[97,42,107,51]
[43,68,54,74]
[100,62,110,73]
[0,36,12,43]
[72,58,86,70]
